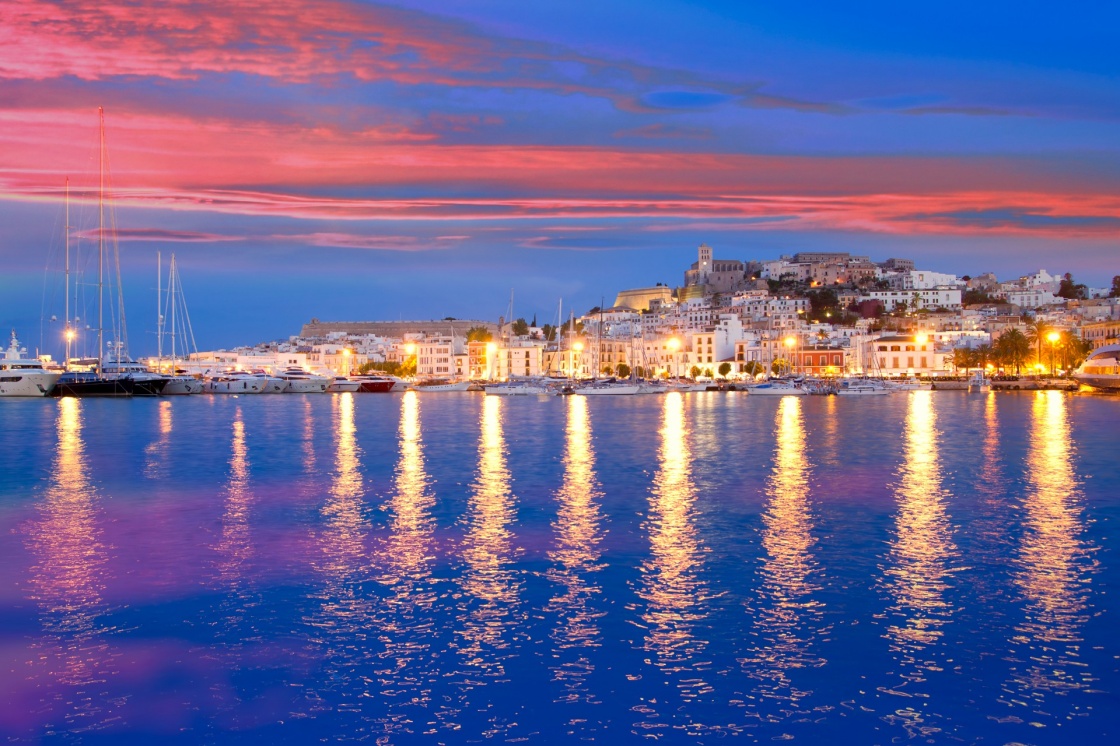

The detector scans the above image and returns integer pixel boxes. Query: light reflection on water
[2,392,1116,744]
[741,396,826,711]
[879,390,959,738]
[546,396,606,714]
[25,398,112,732]
[372,391,439,739]
[1002,391,1098,713]
[304,393,374,725]
[632,392,715,737]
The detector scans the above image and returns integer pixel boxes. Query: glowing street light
[1047,331,1060,376]
[666,337,681,378]
[916,333,929,346]
[784,336,796,376]
[341,347,352,376]
[486,341,498,379]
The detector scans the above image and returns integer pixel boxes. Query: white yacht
[0,331,62,397]
[572,380,640,395]
[250,371,288,393]
[884,377,932,391]
[162,374,203,395]
[837,380,895,396]
[484,381,550,396]
[747,380,808,396]
[1073,343,1120,391]
[327,376,361,393]
[414,379,471,392]
[205,371,265,394]
[276,367,329,393]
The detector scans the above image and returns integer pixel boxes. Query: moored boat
[205,371,265,394]
[572,380,639,395]
[747,380,808,396]
[837,379,895,396]
[0,331,62,397]
[485,381,550,395]
[351,374,396,393]
[414,379,471,392]
[327,376,361,393]
[276,367,329,393]
[1072,343,1120,391]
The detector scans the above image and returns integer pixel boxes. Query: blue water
[1,390,1117,744]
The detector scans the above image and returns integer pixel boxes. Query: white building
[865,287,962,312]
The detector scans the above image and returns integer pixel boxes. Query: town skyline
[2,1,1118,350]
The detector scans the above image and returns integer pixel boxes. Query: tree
[689,365,702,379]
[616,362,631,379]
[601,364,614,376]
[511,318,530,336]
[949,346,976,375]
[994,328,1030,374]
[702,367,714,378]
[718,361,732,378]
[466,326,492,343]
[1057,272,1088,300]
[1025,318,1050,367]
[807,288,840,318]
[634,365,646,379]
[742,360,765,378]
[541,323,556,341]
[771,358,791,376]
[1110,275,1120,298]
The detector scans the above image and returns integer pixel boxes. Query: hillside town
[175,245,1120,383]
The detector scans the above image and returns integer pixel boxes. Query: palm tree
[1025,318,1050,368]
[949,346,976,376]
[995,328,1030,374]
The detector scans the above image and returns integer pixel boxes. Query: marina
[0,390,1117,744]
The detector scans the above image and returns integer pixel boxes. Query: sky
[1,0,1118,354]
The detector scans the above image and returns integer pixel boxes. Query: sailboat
[53,108,137,398]
[156,252,202,395]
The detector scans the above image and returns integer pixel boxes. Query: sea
[0,389,1117,744]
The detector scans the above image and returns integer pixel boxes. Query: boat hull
[162,376,203,395]
[52,374,135,398]
[355,378,395,393]
[415,381,472,392]
[205,377,265,394]
[573,384,640,395]
[0,371,61,397]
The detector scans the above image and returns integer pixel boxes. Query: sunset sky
[2,0,1118,353]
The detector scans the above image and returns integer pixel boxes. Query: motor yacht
[327,376,361,393]
[1073,343,1120,391]
[205,371,265,394]
[0,331,62,397]
[351,374,396,392]
[747,380,808,396]
[276,367,329,393]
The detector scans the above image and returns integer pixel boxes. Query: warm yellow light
[986,363,994,370]
[404,343,416,356]
[784,336,796,348]
[65,329,75,341]
[1035,363,1045,371]
[342,348,351,356]
[667,337,680,352]
[573,341,584,352]
[916,333,929,346]
[1047,332,1060,343]
[485,342,497,354]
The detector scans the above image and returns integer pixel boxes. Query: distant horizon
[2,1,1117,355]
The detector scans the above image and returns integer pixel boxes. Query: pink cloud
[1,107,1118,239]
[270,232,465,250]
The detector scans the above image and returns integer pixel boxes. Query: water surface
[1,390,1117,744]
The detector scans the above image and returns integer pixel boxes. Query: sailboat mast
[64,177,71,366]
[169,254,177,364]
[97,106,104,375]
[157,251,162,363]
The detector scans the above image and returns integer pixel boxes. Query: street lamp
[342,348,351,376]
[784,336,796,377]
[486,341,498,380]
[667,337,681,379]
[1047,331,1060,376]
[572,341,584,379]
